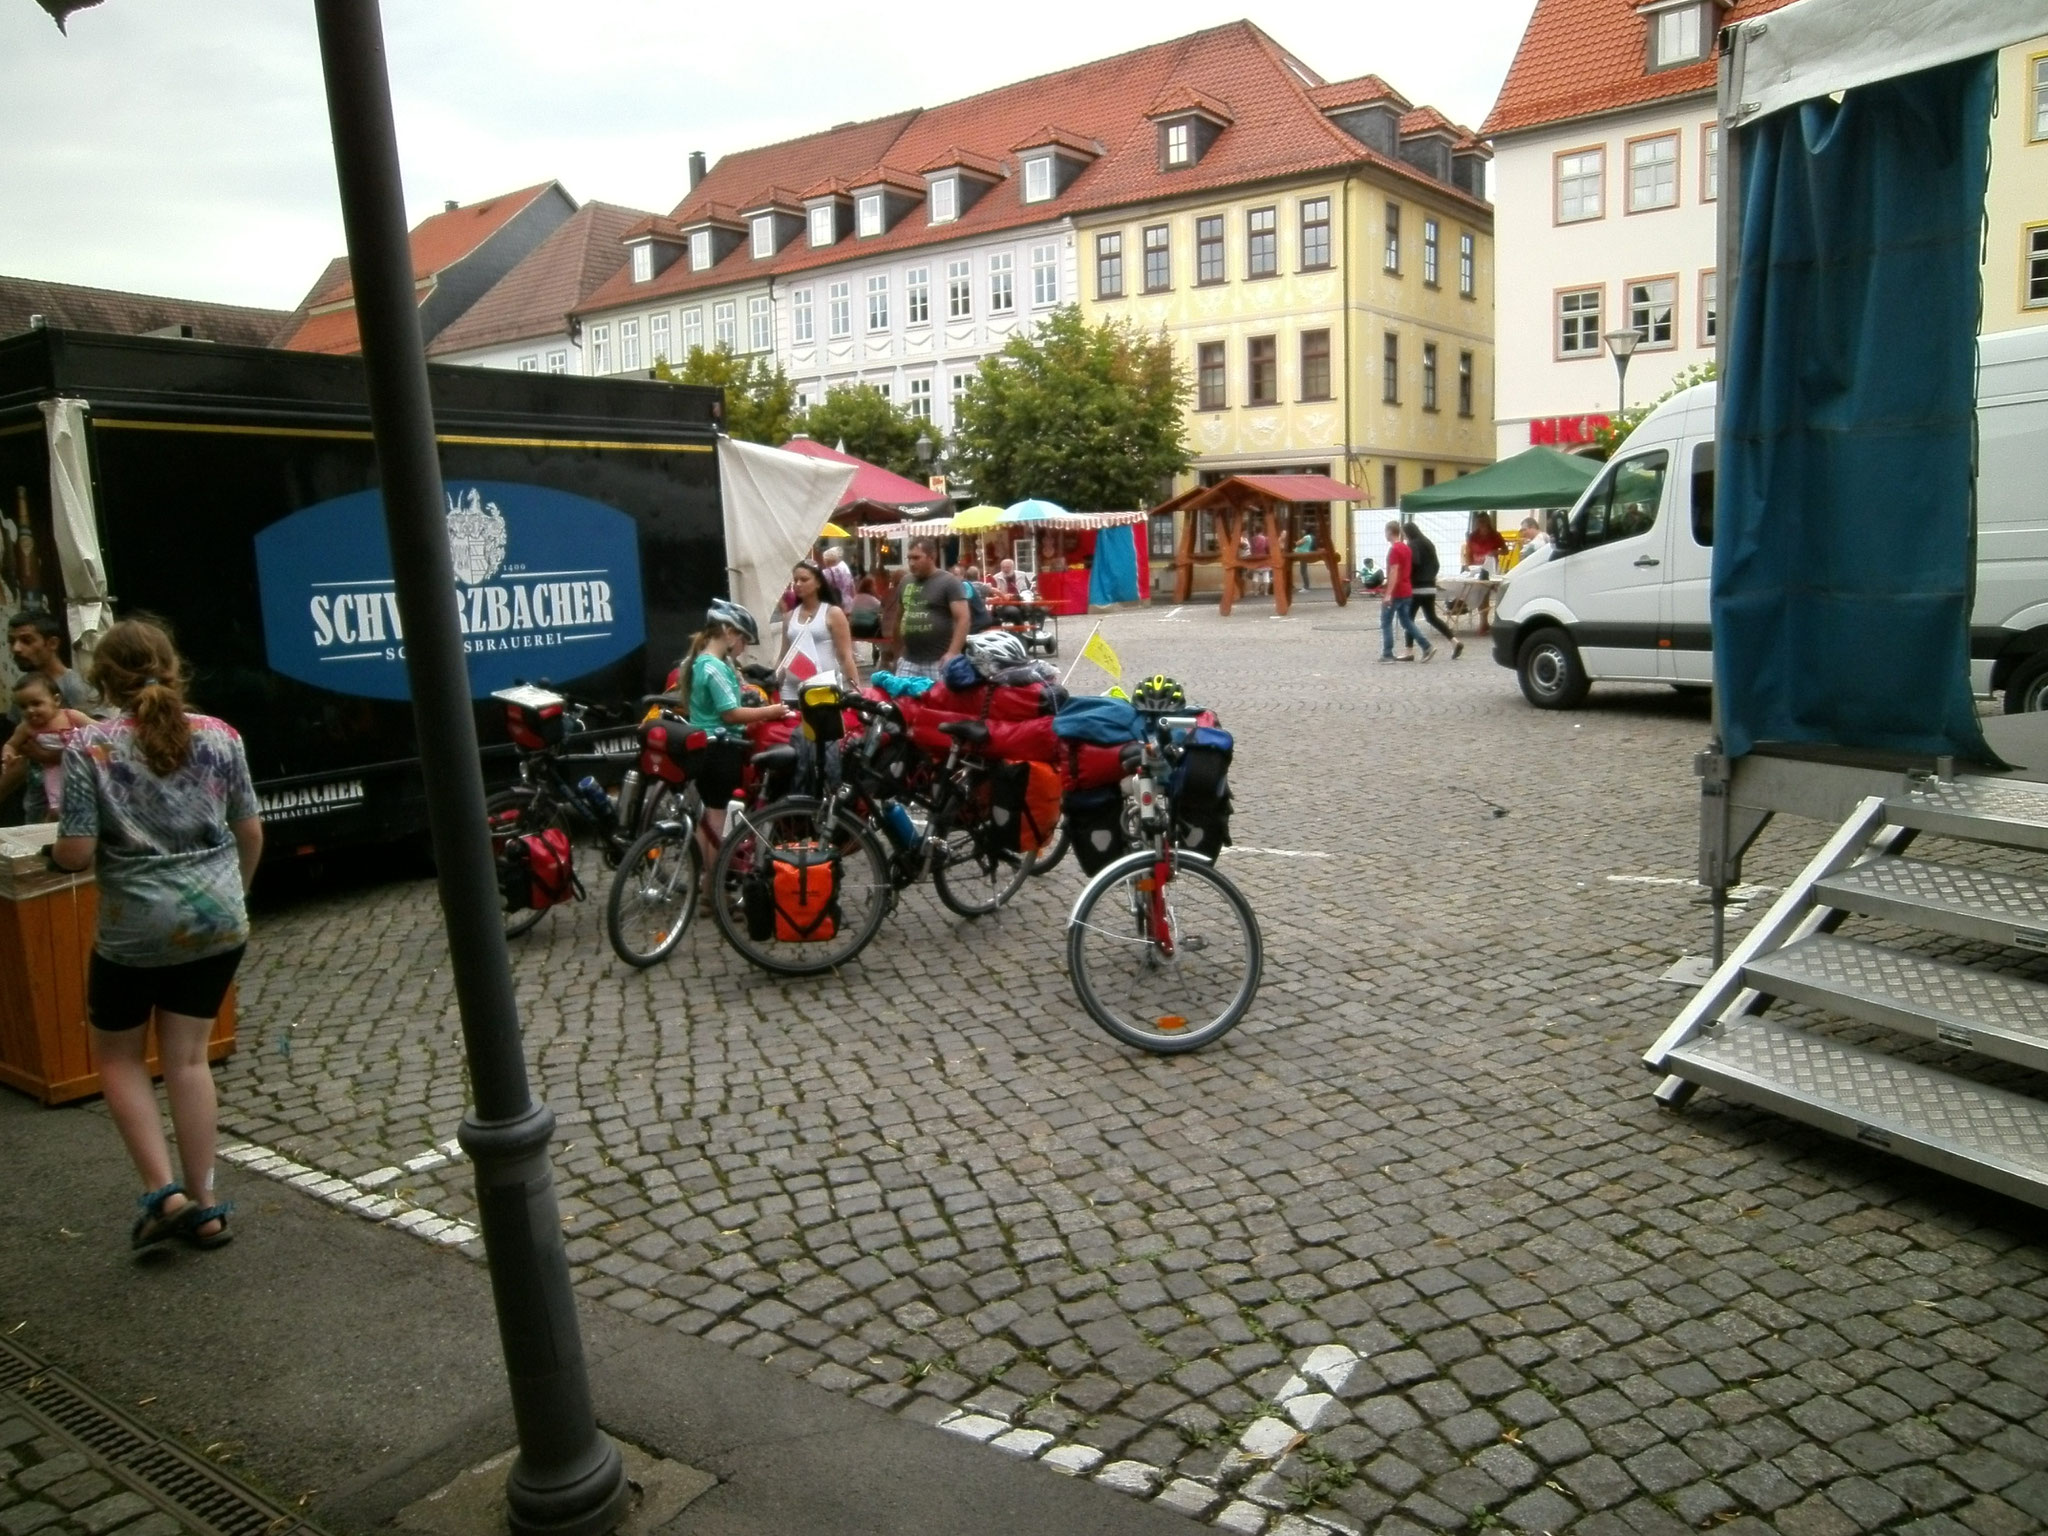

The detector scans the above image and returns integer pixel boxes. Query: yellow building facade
[1077,166,1494,571]
[1986,37,2048,332]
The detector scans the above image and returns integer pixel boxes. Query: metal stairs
[1645,777,2048,1209]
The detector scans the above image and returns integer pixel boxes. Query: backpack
[1052,695,1144,744]
[748,842,842,943]
[990,760,1064,855]
[498,827,578,913]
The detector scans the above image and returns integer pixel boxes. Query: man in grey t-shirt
[890,537,969,681]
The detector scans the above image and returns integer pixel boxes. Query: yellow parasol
[950,505,1007,532]
[819,521,852,538]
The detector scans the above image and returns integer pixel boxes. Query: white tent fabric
[1731,0,2048,122]
[716,436,855,649]
[39,398,110,655]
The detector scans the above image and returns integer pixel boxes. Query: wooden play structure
[1154,474,1367,616]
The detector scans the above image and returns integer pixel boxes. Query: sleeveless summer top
[778,602,836,699]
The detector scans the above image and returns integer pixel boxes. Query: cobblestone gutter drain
[1,1336,318,1536]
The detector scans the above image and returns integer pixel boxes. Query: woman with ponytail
[52,618,263,1251]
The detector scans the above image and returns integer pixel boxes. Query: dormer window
[930,177,957,224]
[1165,123,1192,167]
[809,205,835,247]
[856,194,883,237]
[689,230,713,271]
[1650,1,1708,69]
[1023,156,1053,204]
[751,215,774,259]
[630,243,652,283]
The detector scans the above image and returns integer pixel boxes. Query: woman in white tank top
[776,561,861,700]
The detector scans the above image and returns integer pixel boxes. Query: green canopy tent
[1398,446,1599,512]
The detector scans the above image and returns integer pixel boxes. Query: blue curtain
[1714,55,1995,762]
[1088,525,1140,605]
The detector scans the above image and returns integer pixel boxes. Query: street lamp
[1603,326,1640,419]
[914,430,934,467]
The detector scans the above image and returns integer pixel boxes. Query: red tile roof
[1307,75,1410,113]
[1482,0,1797,137]
[428,201,654,356]
[1013,126,1102,156]
[918,147,1006,179]
[852,166,928,195]
[1399,106,1464,138]
[279,182,567,352]
[577,22,1489,319]
[1146,83,1236,123]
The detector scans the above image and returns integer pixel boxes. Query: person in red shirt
[1378,519,1435,662]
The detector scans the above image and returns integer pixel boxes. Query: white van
[1491,326,2048,710]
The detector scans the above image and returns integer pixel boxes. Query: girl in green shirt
[683,601,787,861]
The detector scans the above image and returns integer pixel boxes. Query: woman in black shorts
[53,618,263,1250]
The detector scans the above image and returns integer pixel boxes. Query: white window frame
[649,311,671,363]
[872,380,891,401]
[828,281,852,339]
[866,273,890,332]
[856,193,883,237]
[544,349,567,374]
[930,177,957,224]
[1628,276,1677,348]
[1556,148,1604,222]
[906,267,930,326]
[1627,133,1679,213]
[712,300,737,351]
[681,307,703,353]
[748,295,772,353]
[630,243,652,283]
[2026,225,2048,309]
[1458,231,1476,297]
[618,318,641,371]
[1653,3,1704,68]
[1030,244,1059,306]
[947,259,972,319]
[988,251,1015,314]
[516,354,539,371]
[1557,287,1602,358]
[1699,269,1718,344]
[1422,218,1440,287]
[906,375,933,420]
[809,205,836,248]
[588,323,611,373]
[1701,123,1720,201]
[689,230,713,271]
[1023,155,1053,203]
[1382,202,1401,273]
[751,215,775,259]
[949,371,971,424]
[2034,55,2048,142]
[1165,122,1191,166]
[792,288,814,344]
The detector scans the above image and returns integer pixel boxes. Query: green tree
[949,306,1189,509]
[655,346,797,445]
[798,385,929,479]
[1590,360,1715,458]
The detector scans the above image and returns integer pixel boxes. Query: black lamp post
[914,430,934,470]
[1603,325,1640,419]
[307,8,626,1535]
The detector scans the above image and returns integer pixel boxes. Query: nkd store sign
[256,482,645,701]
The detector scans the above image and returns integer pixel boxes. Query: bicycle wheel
[605,817,700,967]
[1026,816,1070,878]
[487,786,567,940]
[932,816,1035,917]
[709,796,894,976]
[1066,850,1262,1054]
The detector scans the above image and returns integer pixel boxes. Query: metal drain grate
[18,1374,154,1460]
[125,1444,302,1536]
[0,1338,34,1392]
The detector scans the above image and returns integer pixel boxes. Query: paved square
[223,597,2048,1534]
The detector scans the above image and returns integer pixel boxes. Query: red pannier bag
[497,826,577,912]
[771,843,841,941]
[1059,740,1138,794]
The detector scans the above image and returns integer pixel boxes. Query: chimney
[444,198,459,212]
[688,151,707,190]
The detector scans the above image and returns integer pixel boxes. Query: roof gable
[1482,0,1796,138]
[428,201,655,356]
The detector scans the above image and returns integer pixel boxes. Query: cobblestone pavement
[222,596,2048,1535]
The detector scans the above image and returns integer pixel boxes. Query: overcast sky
[1,1,1534,313]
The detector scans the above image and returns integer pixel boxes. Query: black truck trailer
[0,327,725,856]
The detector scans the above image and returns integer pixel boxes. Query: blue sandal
[177,1201,233,1250]
[130,1183,185,1250]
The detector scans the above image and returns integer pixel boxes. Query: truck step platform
[1813,857,2048,951]
[1742,935,2048,1072]
[1663,1015,2048,1209]
[1886,776,2048,854]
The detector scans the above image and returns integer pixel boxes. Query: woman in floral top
[54,618,263,1250]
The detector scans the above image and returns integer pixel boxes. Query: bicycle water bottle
[614,767,645,832]
[575,774,612,821]
[879,799,922,853]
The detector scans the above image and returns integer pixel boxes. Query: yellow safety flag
[1081,628,1123,681]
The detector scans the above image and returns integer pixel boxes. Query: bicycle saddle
[750,745,800,772]
[937,720,990,745]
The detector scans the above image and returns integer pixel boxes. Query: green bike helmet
[1132,674,1186,709]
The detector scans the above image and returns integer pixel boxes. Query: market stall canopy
[1155,474,1369,514]
[1004,498,1066,522]
[777,436,946,512]
[819,522,851,538]
[1398,447,1599,513]
[951,505,1007,532]
[1730,0,2044,121]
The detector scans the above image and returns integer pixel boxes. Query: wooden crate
[0,827,235,1106]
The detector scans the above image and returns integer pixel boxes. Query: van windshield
[1565,450,1669,551]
